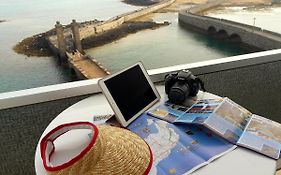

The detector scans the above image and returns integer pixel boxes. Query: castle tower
[71,19,83,53]
[55,21,67,60]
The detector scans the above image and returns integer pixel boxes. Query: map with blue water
[128,114,236,175]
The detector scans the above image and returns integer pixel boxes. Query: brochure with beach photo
[202,98,281,159]
[147,97,281,159]
[237,115,281,159]
[147,98,223,124]
[203,98,252,144]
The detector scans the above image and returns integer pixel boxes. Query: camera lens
[168,82,190,104]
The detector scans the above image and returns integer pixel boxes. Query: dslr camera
[165,70,205,104]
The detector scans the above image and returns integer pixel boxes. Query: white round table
[34,85,277,175]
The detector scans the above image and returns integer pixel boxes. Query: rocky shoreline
[13,29,56,57]
[82,21,169,49]
[13,21,169,57]
[13,19,102,57]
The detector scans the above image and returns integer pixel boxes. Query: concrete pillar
[71,19,83,53]
[55,21,67,61]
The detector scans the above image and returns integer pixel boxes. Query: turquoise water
[0,0,139,93]
[85,12,248,72]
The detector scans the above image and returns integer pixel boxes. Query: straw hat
[40,122,153,175]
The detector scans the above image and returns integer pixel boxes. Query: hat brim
[91,125,153,174]
[42,123,153,175]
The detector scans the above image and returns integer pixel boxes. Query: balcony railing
[1,49,281,175]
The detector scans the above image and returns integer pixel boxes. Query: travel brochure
[92,97,281,174]
[147,99,223,124]
[238,114,281,159]
[147,97,281,159]
[203,98,252,143]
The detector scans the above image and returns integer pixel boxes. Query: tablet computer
[98,62,160,127]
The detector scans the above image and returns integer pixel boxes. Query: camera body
[165,70,204,104]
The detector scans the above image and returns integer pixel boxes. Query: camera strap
[195,77,206,92]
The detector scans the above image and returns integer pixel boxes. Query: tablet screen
[104,64,158,122]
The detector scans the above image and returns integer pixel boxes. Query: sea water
[0,0,140,93]
[0,1,280,93]
[85,12,248,72]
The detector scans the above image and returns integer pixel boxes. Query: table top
[34,85,277,175]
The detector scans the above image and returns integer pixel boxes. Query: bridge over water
[47,0,175,79]
[179,3,281,51]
